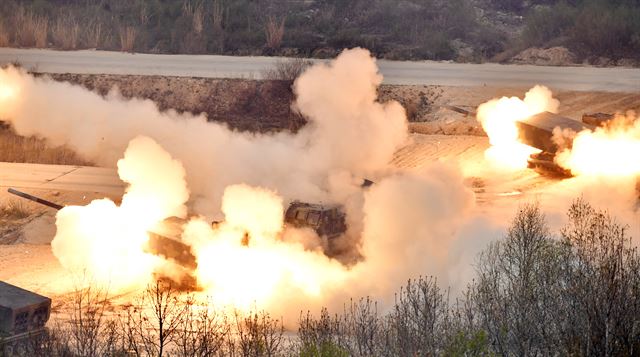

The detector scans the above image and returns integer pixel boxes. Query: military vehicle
[0,281,51,341]
[7,188,351,264]
[284,201,347,239]
[7,188,197,269]
[582,112,615,127]
[515,111,596,177]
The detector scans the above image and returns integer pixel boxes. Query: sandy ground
[0,162,123,195]
[2,48,639,91]
[406,86,640,133]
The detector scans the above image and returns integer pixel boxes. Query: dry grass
[0,199,30,219]
[51,14,80,50]
[0,20,9,47]
[119,26,137,52]
[212,0,224,30]
[85,21,103,48]
[265,16,285,50]
[182,1,204,34]
[15,6,48,48]
[262,58,313,82]
[0,127,90,165]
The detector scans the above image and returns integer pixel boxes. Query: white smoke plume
[0,49,408,217]
[0,49,484,319]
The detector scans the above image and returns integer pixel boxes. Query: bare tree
[298,308,348,356]
[51,13,80,50]
[340,297,381,356]
[472,203,565,356]
[174,296,229,357]
[0,20,9,47]
[210,0,226,52]
[15,6,48,48]
[122,280,188,357]
[84,19,103,49]
[264,16,285,50]
[559,198,640,356]
[232,309,284,357]
[66,284,111,356]
[384,276,451,356]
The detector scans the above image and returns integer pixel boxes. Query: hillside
[1,0,639,66]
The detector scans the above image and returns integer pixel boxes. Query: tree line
[1,0,638,63]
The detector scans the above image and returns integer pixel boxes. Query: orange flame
[556,113,640,177]
[182,184,349,310]
[476,86,558,169]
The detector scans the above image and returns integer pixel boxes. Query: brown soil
[44,73,640,135]
[45,73,301,132]
[43,73,448,132]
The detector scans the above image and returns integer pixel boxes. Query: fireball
[476,85,558,169]
[556,114,640,177]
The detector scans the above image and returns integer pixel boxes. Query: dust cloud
[2,49,637,319]
[0,49,484,318]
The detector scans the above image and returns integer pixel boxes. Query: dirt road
[1,48,638,92]
[0,162,123,196]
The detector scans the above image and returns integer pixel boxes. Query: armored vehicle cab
[0,281,51,339]
[516,111,595,154]
[284,201,347,239]
[515,112,596,177]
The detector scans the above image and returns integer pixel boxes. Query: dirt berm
[33,73,640,135]
[43,73,449,132]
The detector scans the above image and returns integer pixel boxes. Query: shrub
[571,2,634,58]
[15,6,48,48]
[522,3,576,47]
[0,20,9,47]
[0,126,90,165]
[0,199,30,219]
[265,16,285,50]
[84,19,103,49]
[119,26,137,52]
[262,58,313,82]
[51,14,80,50]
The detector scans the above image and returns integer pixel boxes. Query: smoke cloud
[7,50,635,320]
[52,136,188,290]
[0,49,408,217]
[0,49,482,318]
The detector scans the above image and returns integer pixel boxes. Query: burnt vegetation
[0,0,639,64]
[2,200,639,356]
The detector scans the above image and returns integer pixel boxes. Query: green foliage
[298,341,350,357]
[571,1,638,58]
[471,25,507,60]
[0,0,638,71]
[491,0,524,12]
[520,0,640,60]
[522,2,577,46]
[444,330,495,357]
[0,0,495,60]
